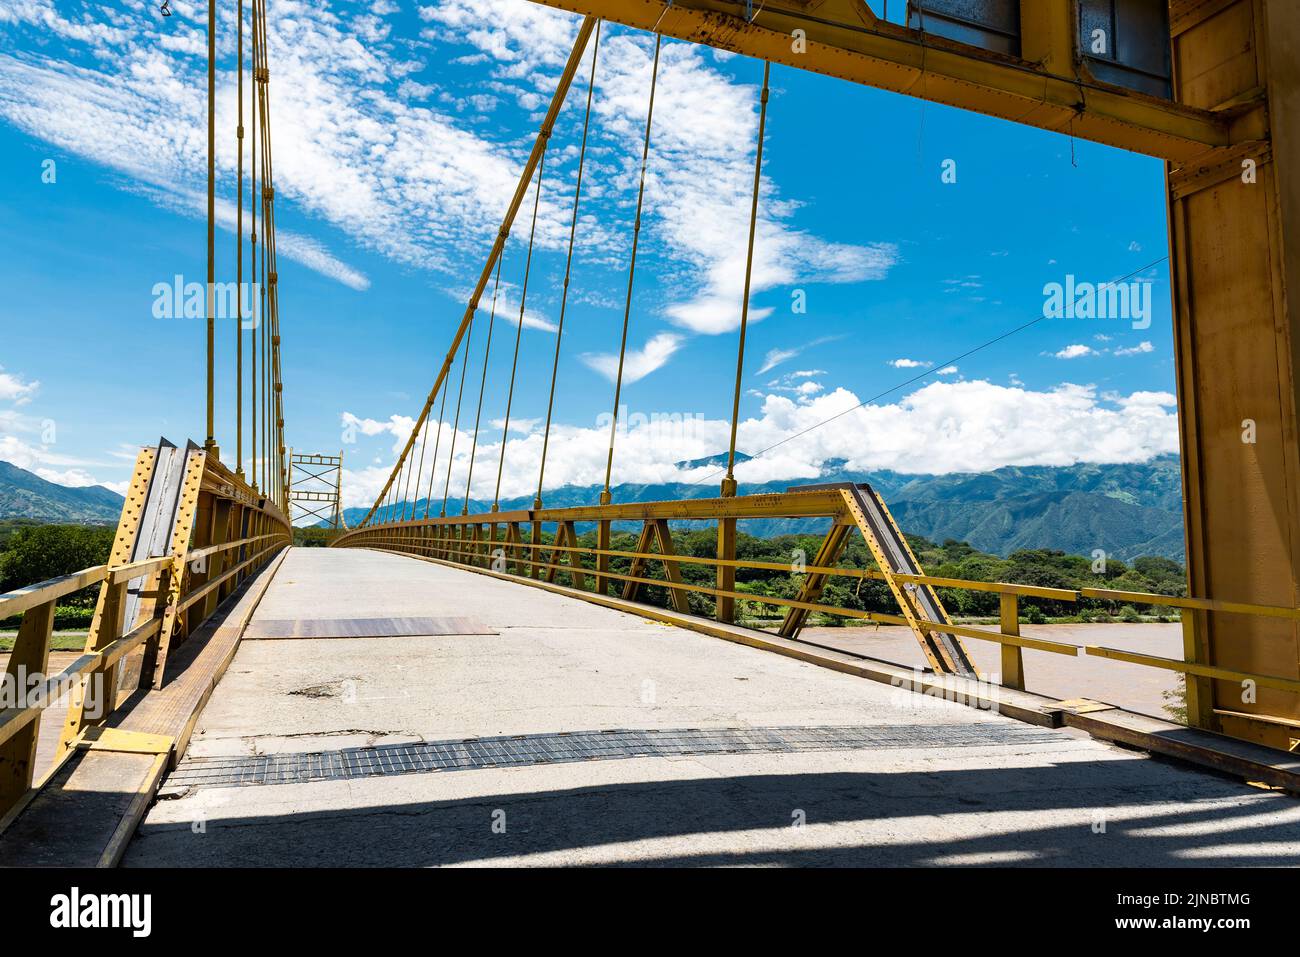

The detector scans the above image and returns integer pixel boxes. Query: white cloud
[1115,340,1155,356]
[0,0,594,289]
[489,416,540,434]
[339,378,1179,508]
[0,0,898,393]
[341,412,416,455]
[0,431,122,492]
[0,368,38,404]
[580,332,682,384]
[936,365,959,375]
[1053,344,1095,359]
[757,348,799,374]
[418,1,898,339]
[0,367,125,489]
[756,337,841,375]
[473,282,557,333]
[889,358,930,369]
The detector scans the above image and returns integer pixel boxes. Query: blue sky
[0,0,1178,510]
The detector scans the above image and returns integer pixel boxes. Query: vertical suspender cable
[394,442,412,522]
[600,33,661,506]
[535,22,600,510]
[250,4,259,492]
[424,373,450,520]
[255,0,287,511]
[463,250,505,514]
[408,406,431,521]
[723,60,771,494]
[259,0,268,498]
[236,0,246,478]
[441,313,475,516]
[493,151,547,511]
[398,416,417,520]
[205,0,217,453]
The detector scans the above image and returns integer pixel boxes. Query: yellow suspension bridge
[2,0,1300,869]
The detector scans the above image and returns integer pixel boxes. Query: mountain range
[0,454,1186,560]
[345,454,1186,561]
[0,461,124,524]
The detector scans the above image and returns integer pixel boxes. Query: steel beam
[1166,0,1300,748]
[518,0,1233,161]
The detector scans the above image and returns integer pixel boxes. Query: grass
[0,630,88,652]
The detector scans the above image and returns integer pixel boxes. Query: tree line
[4,520,1187,629]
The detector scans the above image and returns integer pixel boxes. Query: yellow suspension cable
[254,0,287,511]
[357,18,597,528]
[205,0,216,453]
[423,372,451,520]
[408,400,432,521]
[394,437,413,522]
[235,0,245,479]
[535,21,600,510]
[493,150,548,510]
[399,402,423,520]
[600,33,661,506]
[249,2,258,493]
[463,248,505,514]
[440,315,476,516]
[724,60,771,495]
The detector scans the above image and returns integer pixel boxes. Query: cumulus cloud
[889,358,930,369]
[0,368,39,405]
[339,378,1180,508]
[1053,344,1095,359]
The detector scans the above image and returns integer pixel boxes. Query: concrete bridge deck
[123,548,1300,867]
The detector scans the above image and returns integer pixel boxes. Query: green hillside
[341,455,1186,561]
[0,461,123,524]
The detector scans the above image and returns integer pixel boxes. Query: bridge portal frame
[434,0,1292,748]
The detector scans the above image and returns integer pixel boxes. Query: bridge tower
[288,451,346,531]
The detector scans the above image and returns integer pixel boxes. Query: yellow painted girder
[520,0,1232,162]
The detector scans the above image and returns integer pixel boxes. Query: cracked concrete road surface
[123,548,1300,867]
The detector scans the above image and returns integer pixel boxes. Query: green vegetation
[0,522,114,633]
[535,528,1187,627]
[293,527,336,547]
[0,518,47,549]
[0,517,1188,642]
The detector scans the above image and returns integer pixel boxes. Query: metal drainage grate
[243,616,495,639]
[165,724,1064,791]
